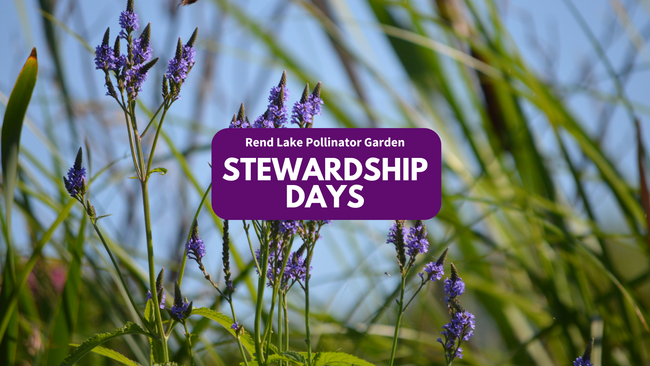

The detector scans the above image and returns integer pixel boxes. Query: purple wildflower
[291,83,323,126]
[229,117,250,128]
[386,222,407,247]
[573,358,593,366]
[253,73,290,128]
[186,230,206,263]
[574,339,594,366]
[132,37,152,65]
[231,322,240,330]
[119,9,139,39]
[280,220,301,235]
[405,221,428,257]
[438,310,475,359]
[146,289,166,309]
[285,251,308,283]
[165,46,194,84]
[64,148,86,198]
[419,262,444,282]
[95,44,117,71]
[170,300,190,320]
[444,275,465,301]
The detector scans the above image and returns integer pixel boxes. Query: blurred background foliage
[1,0,650,365]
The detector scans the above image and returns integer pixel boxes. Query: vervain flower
[438,263,475,362]
[64,148,86,198]
[95,28,118,71]
[574,339,594,366]
[231,322,240,330]
[118,0,139,39]
[222,220,234,293]
[419,247,448,282]
[291,82,323,127]
[386,221,407,270]
[170,281,192,323]
[229,104,251,129]
[405,220,429,257]
[186,223,206,264]
[253,71,290,128]
[165,29,197,99]
[146,268,166,309]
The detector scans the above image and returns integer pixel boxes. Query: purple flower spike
[95,44,117,71]
[64,148,86,198]
[170,300,190,319]
[231,322,240,330]
[186,225,206,264]
[574,339,594,366]
[419,262,444,282]
[291,83,323,127]
[573,357,593,366]
[405,220,429,257]
[253,72,290,128]
[280,220,301,235]
[119,10,139,39]
[146,289,166,309]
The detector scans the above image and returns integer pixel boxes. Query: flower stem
[388,275,407,366]
[183,322,195,366]
[89,218,152,334]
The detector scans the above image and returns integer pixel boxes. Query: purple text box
[212,128,441,220]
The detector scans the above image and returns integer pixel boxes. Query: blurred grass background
[1,0,650,365]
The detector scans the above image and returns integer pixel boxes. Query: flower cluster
[95,0,197,101]
[170,281,192,323]
[228,72,324,131]
[253,72,290,128]
[186,223,206,264]
[291,82,323,128]
[574,338,594,366]
[405,221,428,257]
[164,29,197,100]
[64,148,86,198]
[438,263,475,362]
[118,1,138,38]
[146,268,166,309]
[418,247,446,283]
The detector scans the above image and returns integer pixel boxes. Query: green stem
[141,101,167,138]
[283,294,289,354]
[140,181,168,360]
[387,275,406,366]
[145,103,170,178]
[304,246,313,366]
[89,218,153,333]
[183,322,195,366]
[127,96,168,360]
[277,292,283,366]
[254,222,269,366]
[228,300,250,366]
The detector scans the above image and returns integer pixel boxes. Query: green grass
[2,0,650,365]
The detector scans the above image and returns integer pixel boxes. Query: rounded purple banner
[212,128,441,220]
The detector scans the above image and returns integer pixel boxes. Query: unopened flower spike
[222,220,234,293]
[146,267,166,309]
[186,27,198,49]
[63,147,87,199]
[230,104,250,128]
[574,338,594,366]
[170,281,191,322]
[162,75,168,98]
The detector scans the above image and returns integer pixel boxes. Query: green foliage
[59,322,151,366]
[191,307,256,355]
[0,47,37,366]
[69,344,142,366]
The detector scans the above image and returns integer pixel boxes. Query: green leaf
[190,307,255,355]
[153,363,180,366]
[68,344,142,366]
[312,352,375,366]
[0,47,37,363]
[59,322,151,366]
[148,167,167,178]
